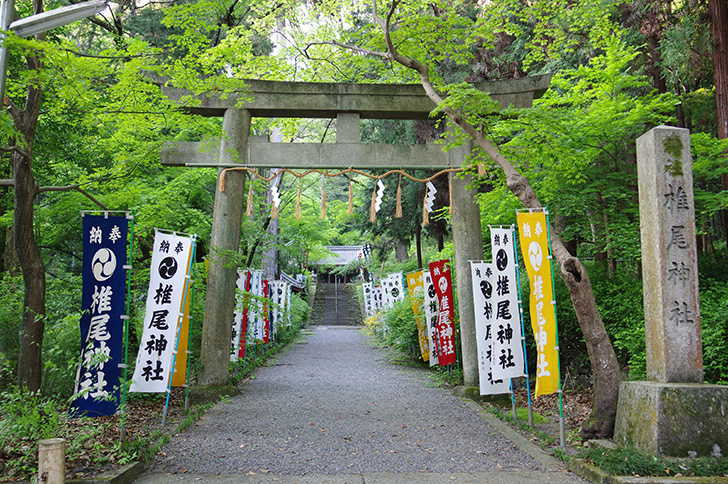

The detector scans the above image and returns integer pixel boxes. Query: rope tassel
[395,175,403,218]
[449,173,454,215]
[320,174,327,219]
[245,175,254,217]
[295,179,302,220]
[348,177,354,215]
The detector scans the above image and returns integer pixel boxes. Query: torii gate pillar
[448,137,482,387]
[199,108,251,387]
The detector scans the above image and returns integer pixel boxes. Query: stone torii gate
[160,76,551,394]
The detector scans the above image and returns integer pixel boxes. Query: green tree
[290,0,634,438]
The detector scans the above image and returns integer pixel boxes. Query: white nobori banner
[470,261,510,396]
[422,271,439,367]
[362,281,374,316]
[249,270,264,341]
[130,230,193,393]
[489,227,526,380]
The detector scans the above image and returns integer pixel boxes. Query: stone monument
[614,125,728,457]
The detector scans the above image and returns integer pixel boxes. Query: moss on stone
[663,133,684,177]
[189,384,240,405]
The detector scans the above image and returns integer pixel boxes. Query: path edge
[459,397,566,471]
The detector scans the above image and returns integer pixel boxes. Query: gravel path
[148,326,549,476]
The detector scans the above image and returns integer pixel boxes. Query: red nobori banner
[262,279,270,343]
[428,259,457,366]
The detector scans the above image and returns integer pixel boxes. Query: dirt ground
[508,387,593,452]
[0,388,190,482]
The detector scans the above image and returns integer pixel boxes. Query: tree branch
[0,144,28,157]
[36,184,109,210]
[373,0,518,180]
[305,41,390,59]
[62,48,152,60]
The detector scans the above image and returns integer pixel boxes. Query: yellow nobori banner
[406,271,430,363]
[516,211,560,397]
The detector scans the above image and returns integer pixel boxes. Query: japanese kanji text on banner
[428,259,457,366]
[406,271,430,362]
[469,261,510,395]
[516,211,560,397]
[71,213,129,417]
[489,227,526,380]
[422,271,439,367]
[130,231,193,393]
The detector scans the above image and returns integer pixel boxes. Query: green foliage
[588,266,647,380]
[381,298,420,353]
[476,38,676,269]
[697,281,728,385]
[41,314,82,399]
[691,133,728,232]
[0,274,23,382]
[489,406,555,446]
[581,446,728,477]
[0,389,60,478]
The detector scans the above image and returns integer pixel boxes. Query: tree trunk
[12,19,45,392]
[710,0,728,140]
[4,226,17,274]
[415,221,423,269]
[507,175,621,439]
[14,149,45,393]
[710,0,728,239]
[394,239,408,262]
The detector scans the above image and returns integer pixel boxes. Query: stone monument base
[189,384,240,405]
[614,381,728,457]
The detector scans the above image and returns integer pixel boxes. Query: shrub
[0,389,61,478]
[381,299,419,354]
[698,281,728,384]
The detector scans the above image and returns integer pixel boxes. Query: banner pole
[120,210,134,441]
[544,210,565,448]
[183,238,198,414]
[511,224,534,427]
[162,236,197,425]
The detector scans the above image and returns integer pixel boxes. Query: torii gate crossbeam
[161,76,551,395]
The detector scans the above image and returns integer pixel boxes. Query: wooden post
[38,438,65,484]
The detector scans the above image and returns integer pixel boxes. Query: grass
[488,406,556,446]
[515,406,549,424]
[581,446,728,477]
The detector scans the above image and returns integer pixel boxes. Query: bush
[525,263,647,383]
[698,281,728,384]
[0,389,61,478]
[41,314,82,400]
[589,267,647,380]
[0,273,22,389]
[378,299,419,354]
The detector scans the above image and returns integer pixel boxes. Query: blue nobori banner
[71,213,129,417]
